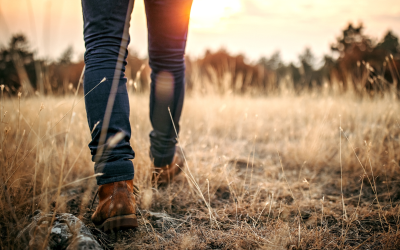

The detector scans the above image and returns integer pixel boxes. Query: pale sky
[1,0,400,63]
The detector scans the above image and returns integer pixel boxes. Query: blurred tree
[375,31,400,92]
[299,47,316,69]
[58,46,73,65]
[331,23,374,57]
[298,47,316,88]
[197,49,285,94]
[257,51,285,91]
[375,31,400,57]
[321,55,337,83]
[47,45,86,95]
[258,51,283,71]
[329,24,400,95]
[288,63,302,90]
[9,34,32,54]
[0,34,37,94]
[330,23,378,93]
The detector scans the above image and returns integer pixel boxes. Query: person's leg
[145,0,193,167]
[82,0,135,185]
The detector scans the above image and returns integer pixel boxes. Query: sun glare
[190,0,241,29]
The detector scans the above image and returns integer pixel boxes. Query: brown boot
[91,180,138,232]
[152,149,185,185]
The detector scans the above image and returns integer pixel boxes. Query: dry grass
[1,89,400,249]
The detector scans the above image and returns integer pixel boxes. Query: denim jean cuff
[96,174,134,185]
[94,159,134,185]
[150,146,176,167]
[153,154,175,167]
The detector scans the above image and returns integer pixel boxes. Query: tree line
[1,23,399,97]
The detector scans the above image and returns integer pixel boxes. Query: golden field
[1,88,400,249]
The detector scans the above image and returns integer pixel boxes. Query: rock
[147,211,171,221]
[142,210,181,230]
[66,234,103,250]
[16,210,102,250]
[155,219,163,228]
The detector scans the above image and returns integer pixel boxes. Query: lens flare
[190,0,241,29]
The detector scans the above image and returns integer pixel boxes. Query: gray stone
[16,210,102,250]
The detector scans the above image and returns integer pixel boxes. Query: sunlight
[190,0,241,29]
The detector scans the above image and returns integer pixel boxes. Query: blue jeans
[82,0,192,185]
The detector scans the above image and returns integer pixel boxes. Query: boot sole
[97,214,138,232]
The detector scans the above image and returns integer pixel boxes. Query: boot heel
[99,214,138,232]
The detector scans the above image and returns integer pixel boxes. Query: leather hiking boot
[152,149,185,185]
[91,180,138,232]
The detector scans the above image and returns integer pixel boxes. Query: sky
[1,0,400,63]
